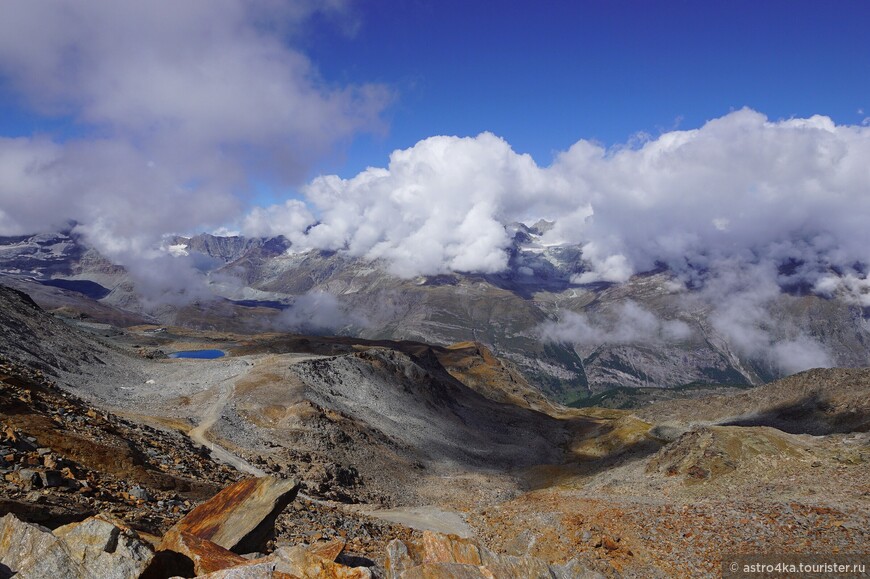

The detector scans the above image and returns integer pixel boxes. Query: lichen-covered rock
[164,476,299,554]
[1,512,155,579]
[385,539,413,578]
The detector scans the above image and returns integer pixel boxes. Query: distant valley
[0,271,867,577]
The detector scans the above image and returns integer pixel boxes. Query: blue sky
[0,0,868,259]
[301,0,870,177]
[1,1,867,186]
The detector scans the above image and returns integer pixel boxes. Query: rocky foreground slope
[0,284,868,577]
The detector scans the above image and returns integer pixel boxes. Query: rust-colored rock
[143,529,248,578]
[308,538,346,562]
[398,563,493,579]
[267,545,372,578]
[600,536,619,552]
[385,531,604,579]
[419,532,482,566]
[164,476,299,554]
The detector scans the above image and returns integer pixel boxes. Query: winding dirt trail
[186,353,328,478]
[187,364,267,477]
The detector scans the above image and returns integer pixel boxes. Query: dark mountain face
[2,228,870,403]
[0,231,88,278]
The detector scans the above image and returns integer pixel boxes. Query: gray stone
[129,486,150,501]
[54,513,154,579]
[0,513,70,578]
[191,559,278,578]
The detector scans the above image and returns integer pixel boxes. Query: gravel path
[187,368,266,477]
[356,505,474,537]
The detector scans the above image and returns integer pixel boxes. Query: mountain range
[2,226,870,403]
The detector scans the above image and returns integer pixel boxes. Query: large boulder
[163,476,299,554]
[53,514,154,579]
[175,543,372,579]
[184,559,284,578]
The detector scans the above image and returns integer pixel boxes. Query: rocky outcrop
[0,512,153,579]
[384,531,606,579]
[1,477,372,578]
[150,542,373,579]
[162,476,300,554]
[645,425,806,482]
[0,513,67,578]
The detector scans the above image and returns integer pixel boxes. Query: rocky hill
[0,282,868,577]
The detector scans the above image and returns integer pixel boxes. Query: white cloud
[245,109,870,286]
[539,301,692,346]
[284,132,551,276]
[701,262,834,374]
[241,200,315,241]
[277,290,365,334]
[0,0,389,249]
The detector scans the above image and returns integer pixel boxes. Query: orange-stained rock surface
[307,538,346,562]
[265,545,372,578]
[164,476,299,554]
[145,528,248,577]
[385,531,607,579]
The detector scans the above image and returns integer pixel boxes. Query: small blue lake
[169,349,226,359]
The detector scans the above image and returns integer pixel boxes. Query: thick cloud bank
[250,109,870,305]
[0,0,388,252]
